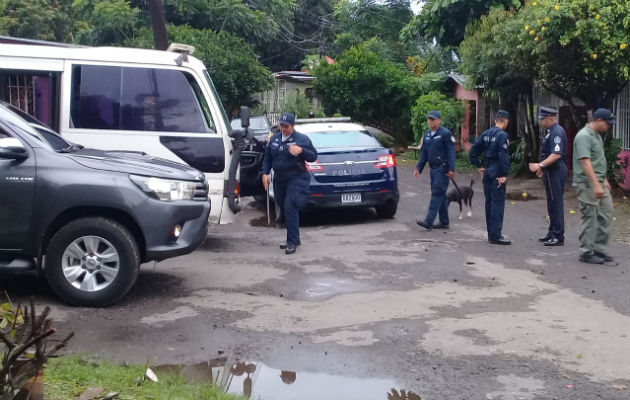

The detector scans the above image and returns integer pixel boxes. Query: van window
[71,65,214,133]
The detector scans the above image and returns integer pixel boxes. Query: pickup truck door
[0,132,36,251]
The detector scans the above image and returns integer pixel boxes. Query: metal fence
[6,74,35,115]
[613,84,630,151]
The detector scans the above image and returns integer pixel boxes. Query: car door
[0,123,36,251]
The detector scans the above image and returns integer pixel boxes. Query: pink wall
[618,150,630,191]
[453,85,478,151]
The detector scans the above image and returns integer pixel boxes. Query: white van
[0,38,244,223]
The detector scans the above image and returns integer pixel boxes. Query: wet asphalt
[2,165,629,400]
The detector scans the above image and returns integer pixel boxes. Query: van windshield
[203,70,231,133]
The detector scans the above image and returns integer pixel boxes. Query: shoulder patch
[554,144,560,152]
[554,136,561,144]
[503,143,508,150]
[451,136,456,143]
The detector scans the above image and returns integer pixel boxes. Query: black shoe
[489,238,511,245]
[285,243,297,254]
[538,234,552,242]
[579,253,604,264]
[280,240,301,249]
[543,238,564,246]
[433,223,449,229]
[594,251,614,262]
[416,220,432,230]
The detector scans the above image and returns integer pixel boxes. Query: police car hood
[67,148,203,181]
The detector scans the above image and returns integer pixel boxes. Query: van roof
[0,43,207,70]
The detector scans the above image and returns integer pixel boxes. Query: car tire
[45,217,140,307]
[375,202,397,219]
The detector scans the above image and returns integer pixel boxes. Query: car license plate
[341,193,362,204]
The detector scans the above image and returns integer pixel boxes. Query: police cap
[427,110,442,120]
[537,106,557,119]
[495,109,510,120]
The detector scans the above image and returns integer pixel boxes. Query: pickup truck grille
[193,180,209,201]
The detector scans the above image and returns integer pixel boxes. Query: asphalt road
[3,165,629,400]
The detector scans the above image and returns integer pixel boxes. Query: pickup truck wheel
[45,217,140,307]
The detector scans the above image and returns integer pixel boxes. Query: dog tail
[450,178,462,196]
[470,178,474,188]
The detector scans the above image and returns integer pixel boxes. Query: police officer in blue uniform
[469,110,512,245]
[529,107,568,246]
[415,110,456,230]
[261,113,317,254]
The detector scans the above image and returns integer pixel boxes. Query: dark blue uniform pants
[543,163,567,240]
[425,167,450,226]
[483,168,506,240]
[274,172,310,245]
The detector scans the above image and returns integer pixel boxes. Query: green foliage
[280,92,315,118]
[73,0,141,45]
[0,0,73,41]
[515,0,630,106]
[374,133,395,148]
[313,41,424,143]
[401,0,523,48]
[459,7,534,100]
[604,137,625,186]
[411,91,464,144]
[45,356,243,400]
[126,25,273,116]
[455,151,478,172]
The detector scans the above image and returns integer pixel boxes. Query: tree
[516,0,630,108]
[411,91,464,144]
[0,0,73,42]
[401,0,523,48]
[313,41,424,143]
[73,0,141,45]
[126,25,274,116]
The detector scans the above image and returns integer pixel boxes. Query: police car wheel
[45,217,140,307]
[375,202,397,219]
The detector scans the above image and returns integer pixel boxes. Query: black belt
[429,163,443,168]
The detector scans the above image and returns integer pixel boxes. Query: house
[445,73,487,151]
[256,71,321,123]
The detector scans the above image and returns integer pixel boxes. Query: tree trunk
[149,0,168,50]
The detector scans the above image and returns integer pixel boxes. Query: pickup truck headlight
[130,175,197,201]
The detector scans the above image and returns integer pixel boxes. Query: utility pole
[149,0,168,50]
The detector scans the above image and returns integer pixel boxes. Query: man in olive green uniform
[572,108,616,264]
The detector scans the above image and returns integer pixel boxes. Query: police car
[270,119,399,218]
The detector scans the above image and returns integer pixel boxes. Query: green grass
[45,356,243,400]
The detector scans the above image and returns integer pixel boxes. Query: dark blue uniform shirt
[469,127,511,177]
[416,126,456,173]
[261,131,317,177]
[538,123,567,162]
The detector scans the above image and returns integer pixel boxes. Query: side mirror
[0,137,28,160]
[240,106,251,128]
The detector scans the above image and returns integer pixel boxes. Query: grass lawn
[45,356,244,400]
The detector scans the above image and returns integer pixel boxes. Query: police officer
[530,106,568,246]
[414,110,456,230]
[469,110,511,245]
[261,113,317,254]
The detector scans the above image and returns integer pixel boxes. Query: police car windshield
[304,130,381,149]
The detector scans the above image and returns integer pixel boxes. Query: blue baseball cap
[537,106,557,119]
[593,108,616,125]
[427,110,442,120]
[279,112,296,126]
[495,109,510,119]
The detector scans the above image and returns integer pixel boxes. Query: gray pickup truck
[0,103,210,306]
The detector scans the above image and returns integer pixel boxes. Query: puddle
[155,358,418,400]
[505,192,540,201]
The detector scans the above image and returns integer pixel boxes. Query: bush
[375,133,395,148]
[411,91,464,144]
[604,138,626,186]
[281,92,315,118]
